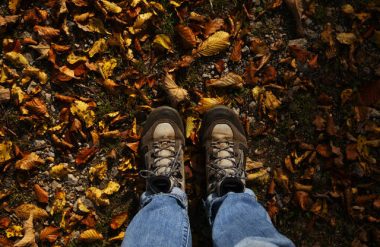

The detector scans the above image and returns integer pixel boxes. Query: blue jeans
[122,188,294,247]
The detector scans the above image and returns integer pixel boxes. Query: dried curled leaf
[24,97,49,117]
[89,38,107,57]
[206,72,243,88]
[336,33,357,45]
[33,25,60,39]
[163,72,188,103]
[204,18,224,37]
[0,141,12,162]
[79,229,104,242]
[89,161,108,181]
[23,66,48,84]
[14,214,37,247]
[86,181,120,206]
[5,51,29,66]
[39,226,60,243]
[15,152,45,171]
[153,34,174,52]
[33,184,49,203]
[176,24,196,48]
[196,31,230,57]
[49,163,72,178]
[100,0,122,14]
[15,204,48,220]
[110,212,129,230]
[0,15,19,27]
[70,100,95,128]
[133,12,153,29]
[194,97,226,113]
[264,91,281,111]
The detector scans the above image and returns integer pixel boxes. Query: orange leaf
[316,144,332,158]
[204,18,224,37]
[24,98,49,117]
[0,217,11,229]
[33,25,60,39]
[295,191,311,210]
[40,226,60,243]
[15,152,45,170]
[230,39,243,62]
[110,212,129,230]
[34,184,49,203]
[176,25,196,48]
[75,146,98,165]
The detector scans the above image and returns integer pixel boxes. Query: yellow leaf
[109,231,125,241]
[149,1,165,13]
[341,4,355,14]
[79,229,104,242]
[100,0,122,13]
[76,197,91,213]
[117,158,134,172]
[98,58,117,79]
[336,33,357,45]
[76,18,109,34]
[67,52,88,64]
[131,0,142,7]
[153,34,174,52]
[89,38,107,57]
[163,72,188,103]
[23,66,48,84]
[194,97,226,113]
[133,12,153,29]
[264,91,281,111]
[50,190,66,215]
[186,116,196,139]
[0,141,12,162]
[196,31,230,56]
[5,51,29,66]
[70,100,95,128]
[11,84,27,104]
[247,169,269,183]
[15,204,48,220]
[103,181,120,195]
[5,225,23,238]
[206,72,243,88]
[15,153,45,171]
[49,163,72,178]
[8,0,21,14]
[89,161,108,181]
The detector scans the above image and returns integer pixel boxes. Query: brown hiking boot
[200,106,248,196]
[139,106,185,193]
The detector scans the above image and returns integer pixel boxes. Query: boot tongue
[154,145,175,174]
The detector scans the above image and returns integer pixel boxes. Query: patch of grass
[159,13,176,38]
[96,93,128,121]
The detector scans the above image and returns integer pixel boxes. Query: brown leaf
[326,114,337,136]
[33,25,60,39]
[312,114,326,131]
[79,229,104,242]
[33,184,49,203]
[206,72,243,88]
[341,89,353,105]
[75,146,98,165]
[204,18,224,37]
[230,39,243,62]
[176,24,197,48]
[110,212,129,230]
[39,226,60,243]
[346,144,358,160]
[15,152,45,171]
[263,66,277,83]
[0,15,19,27]
[163,72,188,103]
[295,191,311,210]
[24,98,49,117]
[15,204,48,220]
[0,217,11,229]
[316,144,332,158]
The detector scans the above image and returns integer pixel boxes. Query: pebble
[75,186,85,192]
[202,73,211,78]
[67,174,79,185]
[34,140,46,148]
[241,46,250,53]
[47,151,55,158]
[288,38,308,48]
[51,180,62,190]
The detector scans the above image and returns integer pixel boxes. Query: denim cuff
[205,188,257,225]
[141,187,188,209]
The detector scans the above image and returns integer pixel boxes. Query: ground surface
[0,0,379,246]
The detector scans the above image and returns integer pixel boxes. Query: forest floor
[0,0,379,246]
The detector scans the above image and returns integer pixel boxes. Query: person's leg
[200,106,294,247]
[121,106,191,247]
[122,188,191,247]
[206,189,294,247]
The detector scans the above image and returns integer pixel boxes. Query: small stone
[51,180,62,190]
[34,140,46,148]
[202,73,211,78]
[288,38,308,48]
[75,186,85,192]
[242,46,250,53]
[67,174,79,185]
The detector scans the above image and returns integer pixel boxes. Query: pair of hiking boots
[139,106,248,197]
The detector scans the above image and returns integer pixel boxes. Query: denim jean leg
[122,187,191,247]
[206,189,295,247]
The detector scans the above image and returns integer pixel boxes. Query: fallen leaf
[230,39,243,62]
[109,231,125,241]
[196,31,230,57]
[50,190,66,215]
[5,225,23,238]
[153,34,174,52]
[264,90,281,111]
[15,152,45,171]
[15,204,48,220]
[0,15,19,27]
[24,98,49,117]
[100,0,122,14]
[295,191,311,210]
[23,66,48,84]
[86,181,120,206]
[194,97,226,113]
[39,226,60,243]
[341,4,355,14]
[67,52,88,64]
[89,161,108,181]
[133,12,153,29]
[79,229,104,242]
[49,163,72,178]
[0,141,12,162]
[14,214,37,247]
[33,25,60,39]
[326,114,337,136]
[8,0,21,14]
[346,144,358,161]
[176,24,197,48]
[313,114,326,131]
[70,100,96,128]
[341,88,353,105]
[5,51,29,66]
[110,212,129,230]
[316,144,332,158]
[336,33,357,45]
[0,217,11,229]
[33,184,49,203]
[75,146,98,165]
[88,38,107,57]
[204,18,224,37]
[76,17,109,34]
[163,72,188,103]
[206,72,244,88]
[98,58,117,79]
